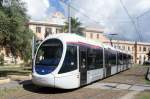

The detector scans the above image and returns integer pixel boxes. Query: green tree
[0,0,33,64]
[63,17,83,35]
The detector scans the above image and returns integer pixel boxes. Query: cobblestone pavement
[100,66,149,85]
[0,66,149,99]
[86,66,150,91]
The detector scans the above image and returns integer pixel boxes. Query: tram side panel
[104,49,111,77]
[104,49,118,76]
[86,48,104,84]
[79,45,132,87]
[79,46,104,85]
[55,45,80,89]
[110,51,118,75]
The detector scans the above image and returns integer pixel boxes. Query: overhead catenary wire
[136,9,150,19]
[119,0,143,42]
[60,0,132,24]
[60,0,144,41]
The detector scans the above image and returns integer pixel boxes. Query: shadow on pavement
[21,80,77,94]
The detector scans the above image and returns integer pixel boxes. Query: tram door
[79,47,87,86]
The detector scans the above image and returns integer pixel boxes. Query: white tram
[32,33,132,89]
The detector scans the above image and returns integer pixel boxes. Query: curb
[0,78,11,84]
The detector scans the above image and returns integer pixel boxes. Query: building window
[36,26,41,33]
[90,33,93,38]
[143,47,146,51]
[139,46,141,51]
[122,46,125,50]
[128,46,130,51]
[45,28,52,37]
[97,34,99,39]
[56,28,62,33]
[132,47,134,51]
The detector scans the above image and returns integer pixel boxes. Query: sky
[23,0,150,42]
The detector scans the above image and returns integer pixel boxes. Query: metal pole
[32,36,35,69]
[68,1,71,33]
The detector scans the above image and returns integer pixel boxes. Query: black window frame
[45,27,52,37]
[36,26,41,33]
[87,47,103,70]
[35,39,63,67]
[117,52,123,65]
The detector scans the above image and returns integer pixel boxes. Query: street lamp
[68,0,71,33]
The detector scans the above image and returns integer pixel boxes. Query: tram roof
[46,33,104,48]
[45,33,130,55]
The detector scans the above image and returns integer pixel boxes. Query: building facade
[28,19,150,65]
[28,20,64,40]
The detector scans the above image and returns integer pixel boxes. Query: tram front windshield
[35,39,63,67]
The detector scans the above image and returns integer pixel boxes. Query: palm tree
[63,17,83,35]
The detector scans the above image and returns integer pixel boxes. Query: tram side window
[105,50,109,67]
[127,55,130,64]
[125,55,127,64]
[87,48,103,70]
[120,53,123,65]
[123,54,125,64]
[107,51,112,66]
[59,46,77,74]
[117,53,123,65]
[129,55,132,64]
[87,48,96,70]
[95,49,103,68]
[117,52,119,65]
[123,54,128,65]
[109,51,117,66]
[107,50,116,66]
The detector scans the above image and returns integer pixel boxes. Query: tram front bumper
[32,73,54,87]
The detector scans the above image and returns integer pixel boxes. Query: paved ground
[0,66,150,99]
[101,66,148,85]
[86,66,150,91]
[86,82,150,91]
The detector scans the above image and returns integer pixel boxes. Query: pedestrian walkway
[0,80,31,90]
[0,81,19,89]
[86,82,150,91]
